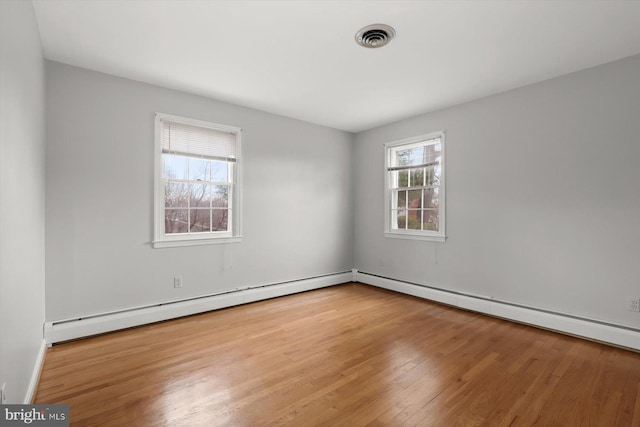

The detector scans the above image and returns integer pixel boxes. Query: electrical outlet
[174,276,182,288]
[627,297,640,312]
[1,382,7,404]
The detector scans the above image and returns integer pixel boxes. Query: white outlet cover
[1,382,6,404]
[627,297,640,312]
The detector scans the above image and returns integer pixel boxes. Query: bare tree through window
[163,155,231,234]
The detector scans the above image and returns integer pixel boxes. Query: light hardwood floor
[35,283,640,426]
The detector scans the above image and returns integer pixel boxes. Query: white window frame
[384,131,446,242]
[153,113,242,248]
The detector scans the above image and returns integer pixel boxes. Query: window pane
[426,143,441,163]
[164,155,187,180]
[410,168,425,187]
[189,183,210,208]
[423,210,439,232]
[395,190,407,209]
[190,209,211,232]
[394,143,440,167]
[211,161,229,182]
[165,182,188,207]
[407,210,421,229]
[212,209,229,231]
[424,188,439,209]
[165,209,188,233]
[395,209,407,230]
[398,170,409,188]
[212,185,229,207]
[395,148,410,166]
[395,146,424,166]
[188,158,210,182]
[408,190,421,209]
[426,167,440,186]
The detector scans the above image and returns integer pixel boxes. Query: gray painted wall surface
[354,54,640,328]
[0,0,46,403]
[45,62,354,321]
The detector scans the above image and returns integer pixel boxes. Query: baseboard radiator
[44,270,640,351]
[354,270,640,352]
[44,271,353,346]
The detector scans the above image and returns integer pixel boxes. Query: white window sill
[384,232,447,243]
[153,236,242,248]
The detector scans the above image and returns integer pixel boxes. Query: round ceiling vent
[355,24,396,48]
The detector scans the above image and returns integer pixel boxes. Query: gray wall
[45,62,354,321]
[354,54,640,329]
[0,0,46,403]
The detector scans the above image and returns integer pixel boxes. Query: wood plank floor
[35,283,640,426]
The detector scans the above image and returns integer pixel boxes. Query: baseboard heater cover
[44,271,352,345]
[355,270,640,351]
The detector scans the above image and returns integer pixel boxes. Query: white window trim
[153,113,243,248]
[384,131,447,243]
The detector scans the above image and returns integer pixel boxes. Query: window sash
[163,162,234,235]
[164,208,231,234]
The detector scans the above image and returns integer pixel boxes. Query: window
[384,131,446,242]
[153,113,242,248]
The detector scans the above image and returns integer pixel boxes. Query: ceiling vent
[355,24,396,48]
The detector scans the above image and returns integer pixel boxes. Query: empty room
[2,0,640,425]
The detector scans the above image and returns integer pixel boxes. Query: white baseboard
[45,270,637,351]
[356,271,640,351]
[45,272,352,345]
[24,339,46,404]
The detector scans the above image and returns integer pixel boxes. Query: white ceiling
[32,0,640,133]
